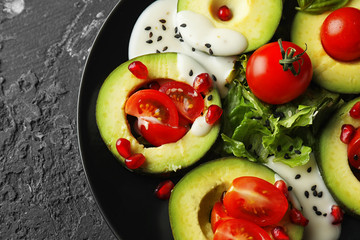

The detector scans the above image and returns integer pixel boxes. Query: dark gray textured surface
[0,0,118,239]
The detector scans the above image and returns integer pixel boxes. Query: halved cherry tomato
[347,127,360,170]
[213,219,272,240]
[159,81,204,122]
[125,89,179,126]
[246,40,312,105]
[320,7,360,62]
[138,119,187,146]
[210,201,233,233]
[223,176,288,226]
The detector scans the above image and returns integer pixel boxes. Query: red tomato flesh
[125,89,179,127]
[321,7,360,62]
[211,201,234,233]
[213,219,272,240]
[347,127,360,169]
[159,81,204,122]
[223,176,288,226]
[246,41,312,105]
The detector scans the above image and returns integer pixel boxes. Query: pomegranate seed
[155,180,174,200]
[274,180,289,199]
[340,124,356,144]
[271,226,289,240]
[148,81,160,90]
[205,105,223,125]
[217,5,232,21]
[290,208,309,226]
[349,101,360,119]
[125,153,146,169]
[193,73,213,94]
[331,205,344,225]
[116,138,131,158]
[128,61,148,79]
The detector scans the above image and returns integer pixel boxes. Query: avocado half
[291,1,360,94]
[317,97,360,216]
[177,0,283,53]
[96,53,221,174]
[169,157,304,240]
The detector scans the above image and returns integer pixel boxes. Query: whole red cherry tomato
[321,7,360,62]
[246,40,313,105]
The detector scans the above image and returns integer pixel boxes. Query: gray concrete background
[0,0,118,239]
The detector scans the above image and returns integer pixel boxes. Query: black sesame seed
[277,145,282,152]
[323,213,327,217]
[157,36,162,42]
[162,46,168,52]
[149,32,153,38]
[284,153,291,159]
[311,185,317,191]
[180,39,184,42]
[313,190,318,197]
[318,191,323,198]
[307,167,312,173]
[162,25,166,31]
[174,34,181,39]
[295,150,302,154]
[207,95,213,101]
[304,191,309,198]
[212,75,217,81]
[316,211,322,216]
[313,206,318,211]
[175,27,178,33]
[146,40,153,44]
[209,49,214,55]
[192,47,196,52]
[288,186,293,191]
[189,70,193,76]
[295,174,301,179]
[289,145,294,151]
[180,23,187,27]
[205,43,212,48]
[156,50,160,53]
[159,19,166,23]
[145,26,151,31]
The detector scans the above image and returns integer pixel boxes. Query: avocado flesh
[317,98,360,216]
[169,157,304,240]
[291,1,360,94]
[96,53,221,174]
[177,0,283,53]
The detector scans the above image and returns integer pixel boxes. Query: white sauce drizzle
[176,10,248,56]
[190,115,212,137]
[266,154,341,240]
[128,0,236,97]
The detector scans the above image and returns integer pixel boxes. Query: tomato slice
[159,81,204,122]
[125,89,179,126]
[223,176,288,227]
[138,119,187,146]
[211,201,233,233]
[213,219,272,240]
[348,127,360,170]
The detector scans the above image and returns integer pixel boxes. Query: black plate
[77,0,360,239]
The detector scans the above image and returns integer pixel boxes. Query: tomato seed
[271,226,289,240]
[340,124,356,144]
[155,180,174,200]
[128,61,148,79]
[217,5,232,21]
[349,101,360,119]
[290,208,309,226]
[205,105,223,125]
[125,153,146,169]
[193,73,213,94]
[331,205,344,225]
[274,180,289,199]
[116,138,131,159]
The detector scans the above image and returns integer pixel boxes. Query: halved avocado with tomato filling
[169,157,304,240]
[96,53,221,174]
[317,97,360,216]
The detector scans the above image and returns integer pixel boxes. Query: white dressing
[190,115,212,137]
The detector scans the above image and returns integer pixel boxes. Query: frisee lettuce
[220,55,342,167]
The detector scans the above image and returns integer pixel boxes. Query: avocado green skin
[291,0,360,94]
[169,157,304,240]
[177,0,283,53]
[317,98,360,216]
[96,53,221,174]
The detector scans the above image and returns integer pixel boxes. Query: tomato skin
[211,201,233,233]
[347,127,360,169]
[159,81,204,122]
[213,219,272,240]
[223,176,288,227]
[320,7,360,62]
[138,119,187,146]
[246,41,312,105]
[125,89,179,126]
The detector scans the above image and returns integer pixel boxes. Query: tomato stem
[278,39,307,76]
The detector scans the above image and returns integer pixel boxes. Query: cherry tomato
[246,40,312,105]
[347,127,360,170]
[320,7,360,62]
[159,81,204,122]
[210,201,233,233]
[223,176,288,226]
[138,119,187,146]
[213,219,272,240]
[125,89,179,126]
